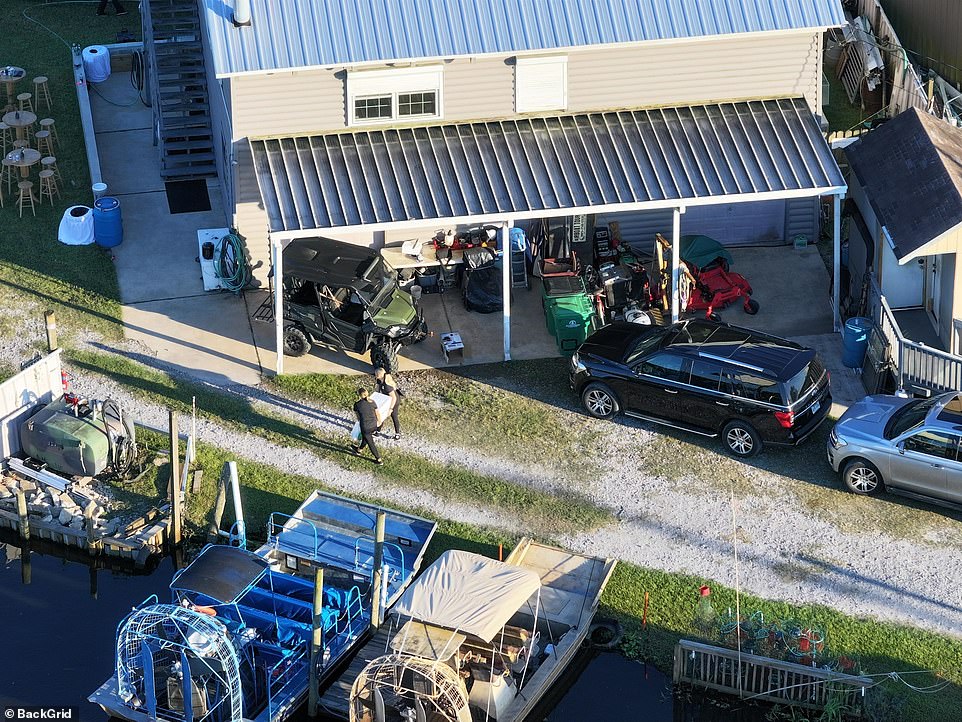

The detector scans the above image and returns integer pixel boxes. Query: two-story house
[193,0,848,372]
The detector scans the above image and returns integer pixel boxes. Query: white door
[880,241,924,308]
[927,255,942,325]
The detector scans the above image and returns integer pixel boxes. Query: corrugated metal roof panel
[203,0,845,77]
[250,97,845,233]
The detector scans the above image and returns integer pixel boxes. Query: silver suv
[828,392,962,508]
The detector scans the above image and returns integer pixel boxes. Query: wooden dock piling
[44,310,58,353]
[309,568,325,717]
[370,511,386,631]
[15,488,29,541]
[169,409,182,548]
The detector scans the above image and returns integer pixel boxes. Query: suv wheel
[581,382,620,420]
[842,459,883,495]
[722,420,761,458]
[370,341,399,374]
[283,326,311,357]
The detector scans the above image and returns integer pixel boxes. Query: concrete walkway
[89,72,264,385]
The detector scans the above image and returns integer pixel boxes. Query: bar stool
[17,92,34,114]
[39,118,58,146]
[12,139,28,150]
[39,170,59,206]
[35,130,53,157]
[17,181,35,218]
[41,156,62,183]
[32,77,52,111]
[0,163,13,197]
[0,122,10,156]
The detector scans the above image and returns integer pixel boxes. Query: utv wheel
[722,420,761,458]
[842,459,883,495]
[283,326,311,357]
[745,299,760,315]
[370,341,399,374]
[581,382,620,420]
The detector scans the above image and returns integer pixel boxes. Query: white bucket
[92,182,108,200]
[410,285,422,303]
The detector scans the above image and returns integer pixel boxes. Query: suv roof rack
[697,351,766,374]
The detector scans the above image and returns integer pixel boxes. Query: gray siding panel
[443,58,514,122]
[567,32,821,113]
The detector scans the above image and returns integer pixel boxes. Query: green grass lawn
[0,2,139,344]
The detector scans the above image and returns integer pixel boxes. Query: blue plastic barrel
[93,196,123,248]
[842,316,872,368]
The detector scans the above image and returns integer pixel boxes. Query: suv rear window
[783,358,824,404]
[723,371,781,404]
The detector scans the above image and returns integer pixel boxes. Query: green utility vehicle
[257,237,427,372]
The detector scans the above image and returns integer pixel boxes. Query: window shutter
[515,56,567,113]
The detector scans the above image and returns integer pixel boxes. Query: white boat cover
[391,550,541,643]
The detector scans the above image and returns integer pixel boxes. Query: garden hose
[216,233,252,293]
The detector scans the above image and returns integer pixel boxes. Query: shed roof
[250,97,845,234]
[202,0,845,77]
[847,108,962,262]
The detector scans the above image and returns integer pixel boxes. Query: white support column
[833,193,842,332]
[501,221,512,361]
[671,206,685,323]
[273,235,285,376]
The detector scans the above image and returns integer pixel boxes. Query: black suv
[570,320,831,457]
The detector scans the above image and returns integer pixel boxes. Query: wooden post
[19,542,31,586]
[89,565,98,599]
[370,511,386,631]
[169,409,182,548]
[207,467,227,543]
[44,310,58,353]
[16,488,29,541]
[85,506,101,557]
[308,567,324,718]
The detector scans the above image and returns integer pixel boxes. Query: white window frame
[347,66,443,125]
[515,55,568,113]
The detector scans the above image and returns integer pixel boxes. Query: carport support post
[671,206,685,323]
[832,193,842,332]
[273,236,285,376]
[501,221,512,361]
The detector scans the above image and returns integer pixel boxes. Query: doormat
[165,179,211,214]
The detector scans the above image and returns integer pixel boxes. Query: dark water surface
[0,538,767,722]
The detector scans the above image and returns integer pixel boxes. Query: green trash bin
[544,293,595,355]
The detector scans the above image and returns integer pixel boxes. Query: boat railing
[321,586,367,666]
[264,639,310,721]
[353,537,406,585]
[267,512,320,555]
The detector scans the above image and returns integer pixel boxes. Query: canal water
[0,538,767,721]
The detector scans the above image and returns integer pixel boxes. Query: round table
[0,67,26,112]
[2,110,37,142]
[3,148,41,179]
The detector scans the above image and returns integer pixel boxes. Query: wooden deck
[317,625,393,719]
[673,640,873,712]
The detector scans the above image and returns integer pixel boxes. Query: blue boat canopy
[170,545,270,603]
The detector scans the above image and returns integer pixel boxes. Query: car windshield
[358,257,395,309]
[783,358,824,404]
[625,328,670,366]
[884,397,939,440]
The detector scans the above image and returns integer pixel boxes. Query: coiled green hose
[216,232,252,293]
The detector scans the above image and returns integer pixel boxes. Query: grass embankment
[1,3,140,343]
[71,349,612,536]
[117,428,962,722]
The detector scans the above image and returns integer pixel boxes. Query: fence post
[44,310,58,353]
[169,409,182,548]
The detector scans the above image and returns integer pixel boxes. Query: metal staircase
[143,0,216,179]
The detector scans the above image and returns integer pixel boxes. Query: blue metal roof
[203,0,845,77]
[249,98,845,233]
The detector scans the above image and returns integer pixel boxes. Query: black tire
[745,298,760,315]
[581,382,620,420]
[722,420,762,458]
[842,459,884,495]
[283,326,311,357]
[370,340,399,374]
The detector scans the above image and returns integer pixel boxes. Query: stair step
[159,97,209,108]
[159,89,208,99]
[161,126,213,138]
[163,139,216,151]
[160,168,217,180]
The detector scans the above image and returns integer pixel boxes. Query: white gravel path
[1,296,959,641]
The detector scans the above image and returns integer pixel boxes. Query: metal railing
[867,275,962,392]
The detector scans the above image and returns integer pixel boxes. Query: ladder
[510,248,528,289]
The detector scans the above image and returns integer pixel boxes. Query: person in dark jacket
[374,367,401,440]
[96,0,127,15]
[351,388,382,464]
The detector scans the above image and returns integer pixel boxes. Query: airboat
[344,538,615,722]
[88,490,437,722]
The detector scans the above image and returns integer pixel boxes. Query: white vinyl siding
[515,55,567,112]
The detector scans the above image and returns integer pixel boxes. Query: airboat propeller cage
[390,550,541,642]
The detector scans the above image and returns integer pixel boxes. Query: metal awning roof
[251,98,845,235]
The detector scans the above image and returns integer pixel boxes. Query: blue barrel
[842,317,872,368]
[93,196,123,248]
